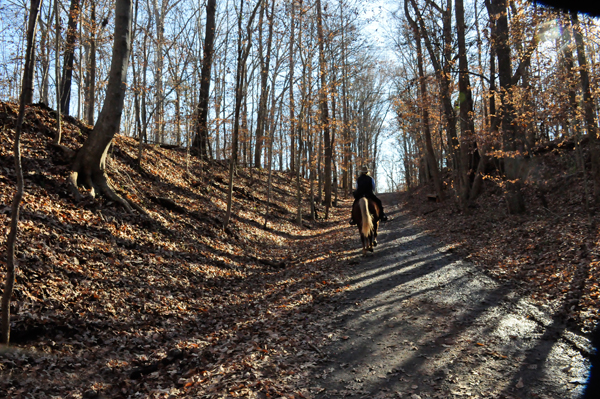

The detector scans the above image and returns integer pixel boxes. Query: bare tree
[54,0,62,144]
[289,0,296,173]
[2,0,43,345]
[84,0,97,126]
[69,0,136,210]
[192,0,217,159]
[254,0,275,168]
[223,0,261,228]
[59,0,82,114]
[316,0,332,216]
[405,0,444,201]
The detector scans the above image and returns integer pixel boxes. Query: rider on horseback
[349,166,388,225]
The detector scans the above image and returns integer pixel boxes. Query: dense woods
[1,0,600,395]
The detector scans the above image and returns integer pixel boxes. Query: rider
[349,166,388,225]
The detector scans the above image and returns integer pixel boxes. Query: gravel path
[307,193,590,399]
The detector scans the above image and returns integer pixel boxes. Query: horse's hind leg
[361,234,368,256]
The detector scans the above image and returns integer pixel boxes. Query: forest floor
[0,101,598,398]
[0,101,360,398]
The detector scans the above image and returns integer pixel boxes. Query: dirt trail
[305,193,590,399]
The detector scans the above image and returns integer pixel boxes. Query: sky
[360,0,401,193]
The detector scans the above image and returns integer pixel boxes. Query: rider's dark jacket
[354,174,376,199]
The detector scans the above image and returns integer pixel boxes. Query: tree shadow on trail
[308,199,588,399]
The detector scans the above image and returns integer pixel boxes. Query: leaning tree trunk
[70,0,134,211]
[2,0,43,345]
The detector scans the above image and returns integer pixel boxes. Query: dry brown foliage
[0,101,357,398]
[400,145,600,333]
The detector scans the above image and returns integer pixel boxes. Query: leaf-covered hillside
[0,101,354,398]
[400,141,600,334]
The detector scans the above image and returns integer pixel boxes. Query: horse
[351,196,380,256]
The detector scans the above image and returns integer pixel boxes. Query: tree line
[1,0,388,195]
[387,0,599,213]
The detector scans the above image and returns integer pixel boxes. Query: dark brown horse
[351,197,380,256]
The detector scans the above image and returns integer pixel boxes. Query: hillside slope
[400,142,600,334]
[0,101,354,398]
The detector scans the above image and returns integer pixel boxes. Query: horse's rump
[352,196,380,256]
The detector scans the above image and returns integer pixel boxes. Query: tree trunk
[309,117,316,220]
[2,0,43,345]
[264,84,284,227]
[316,0,332,215]
[137,24,150,165]
[254,0,275,168]
[39,6,53,104]
[294,2,304,226]
[22,0,41,105]
[54,0,62,144]
[405,0,444,201]
[151,0,164,144]
[571,12,600,201]
[490,0,525,214]
[70,0,134,211]
[193,0,217,159]
[59,0,81,114]
[85,0,96,125]
[455,0,477,207]
[289,0,296,173]
[559,16,577,137]
[223,0,261,228]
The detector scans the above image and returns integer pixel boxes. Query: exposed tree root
[69,167,149,217]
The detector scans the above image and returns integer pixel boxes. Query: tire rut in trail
[303,193,589,399]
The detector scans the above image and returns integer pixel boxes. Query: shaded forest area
[400,136,600,333]
[0,101,355,398]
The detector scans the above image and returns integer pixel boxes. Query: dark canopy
[532,0,600,16]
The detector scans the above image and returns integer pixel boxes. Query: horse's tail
[359,197,373,237]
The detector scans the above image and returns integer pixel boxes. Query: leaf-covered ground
[1,101,597,398]
[0,101,356,398]
[399,145,600,334]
